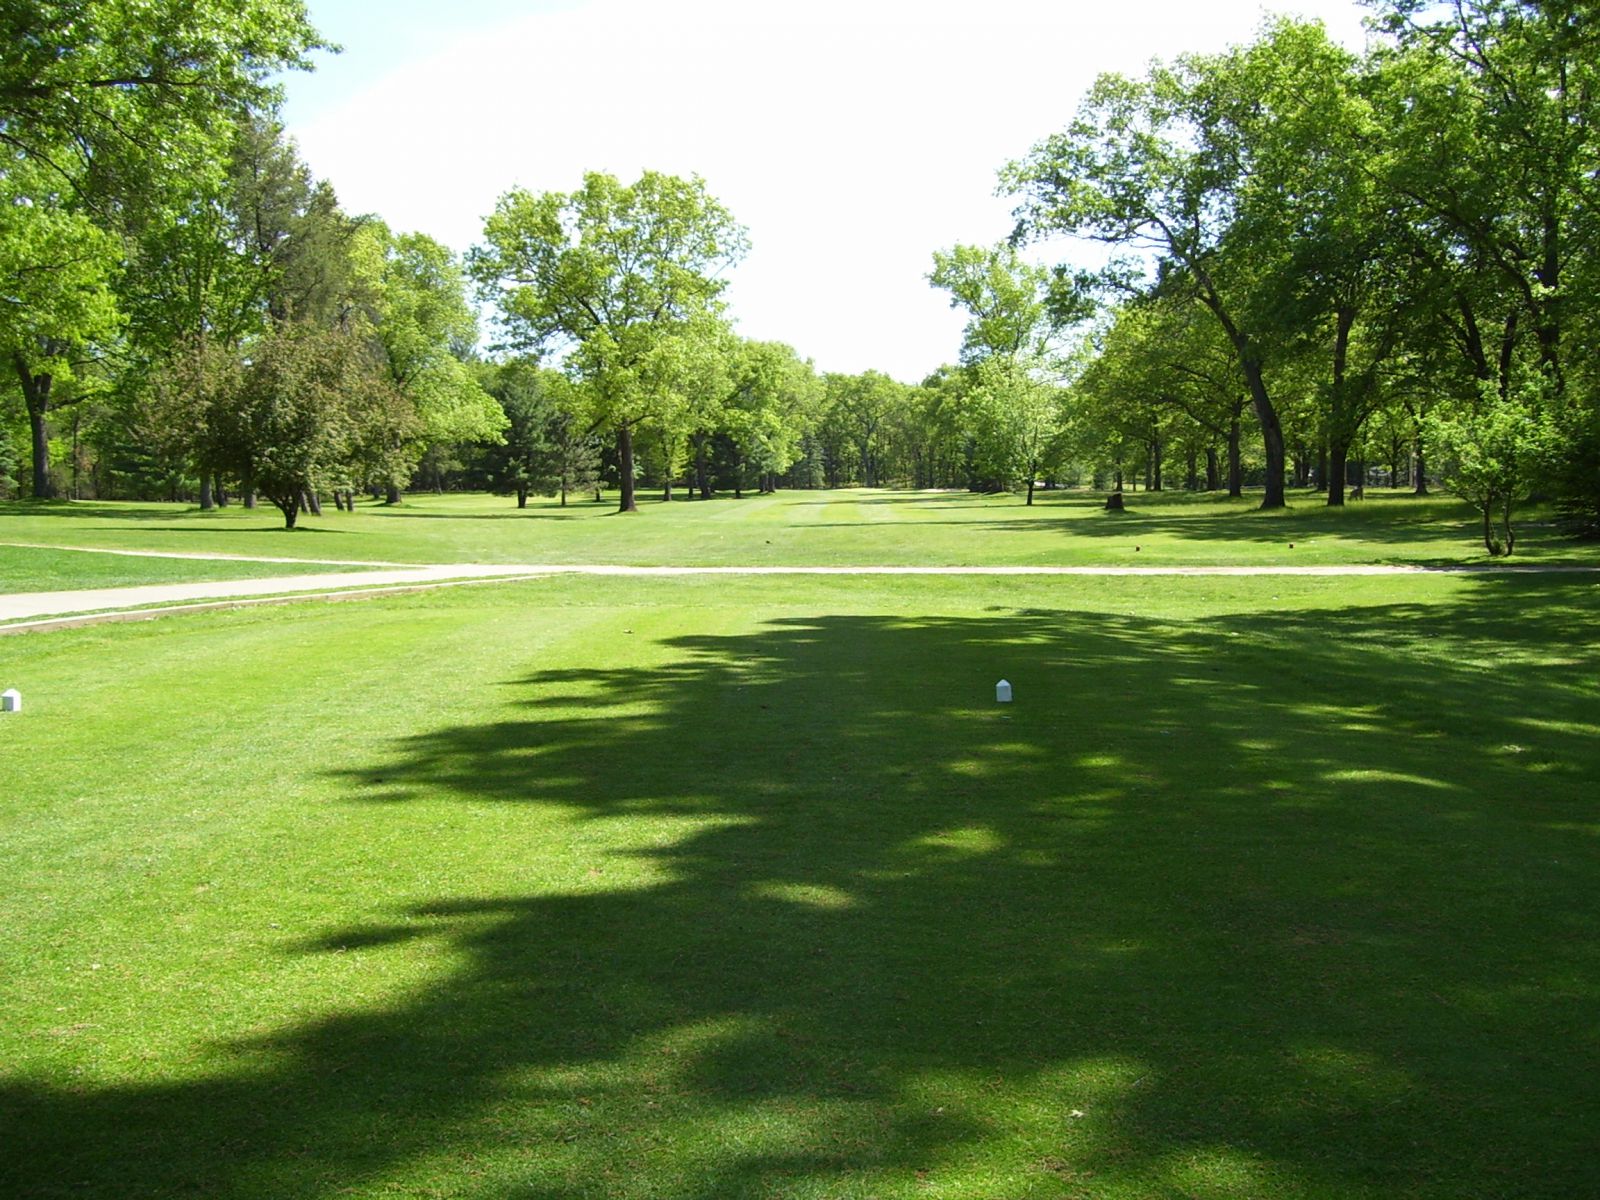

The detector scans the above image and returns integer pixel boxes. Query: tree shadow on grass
[4,576,1599,1198]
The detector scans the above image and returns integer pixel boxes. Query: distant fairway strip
[3,550,1597,632]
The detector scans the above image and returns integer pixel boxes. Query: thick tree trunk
[1327,308,1356,509]
[517,485,528,509]
[617,424,638,513]
[276,494,300,530]
[1327,441,1348,507]
[244,490,256,509]
[663,478,673,502]
[385,484,401,505]
[17,361,56,499]
[1227,421,1242,499]
[199,474,215,511]
[306,491,322,517]
[1026,476,1036,506]
[1241,358,1286,509]
[1185,450,1198,492]
[1197,293,1282,508]
[1205,447,1220,492]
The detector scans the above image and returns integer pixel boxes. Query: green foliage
[0,0,327,197]
[215,319,413,528]
[0,421,17,497]
[1428,378,1560,555]
[471,171,748,511]
[478,359,599,506]
[927,243,1052,363]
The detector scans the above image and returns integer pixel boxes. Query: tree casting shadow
[4,574,1598,1197]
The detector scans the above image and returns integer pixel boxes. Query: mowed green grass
[2,570,1598,1199]
[4,486,1596,575]
[0,543,379,593]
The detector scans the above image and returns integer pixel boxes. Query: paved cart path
[2,543,1597,632]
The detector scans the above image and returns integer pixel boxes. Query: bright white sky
[281,0,1371,382]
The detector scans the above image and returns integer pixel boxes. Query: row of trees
[6,2,1596,552]
[988,0,1600,552]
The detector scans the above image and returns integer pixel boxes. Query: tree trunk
[1241,357,1286,509]
[1205,447,1220,492]
[385,483,401,505]
[17,360,56,499]
[1198,293,1283,508]
[663,477,673,502]
[1226,421,1242,498]
[517,485,528,509]
[1327,441,1348,507]
[306,491,322,517]
[617,424,638,513]
[1185,450,1198,492]
[199,474,215,511]
[1413,434,1429,496]
[1026,476,1036,506]
[1151,435,1163,491]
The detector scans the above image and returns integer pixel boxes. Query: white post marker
[995,679,1012,703]
[1,689,20,713]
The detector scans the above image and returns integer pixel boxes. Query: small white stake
[1,688,20,713]
[995,679,1012,703]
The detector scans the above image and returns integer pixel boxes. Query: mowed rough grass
[0,543,380,593]
[2,570,1598,1199]
[4,486,1598,575]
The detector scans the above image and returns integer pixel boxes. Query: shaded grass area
[3,488,1596,573]
[0,543,377,593]
[1,573,1597,1197]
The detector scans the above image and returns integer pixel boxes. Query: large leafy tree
[0,2,326,497]
[0,0,325,194]
[471,171,748,513]
[1004,21,1357,509]
[719,339,820,498]
[213,318,408,529]
[352,221,503,501]
[0,157,121,497]
[930,242,1067,504]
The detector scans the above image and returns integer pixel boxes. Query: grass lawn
[4,487,1598,578]
[2,567,1597,1198]
[0,543,380,594]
